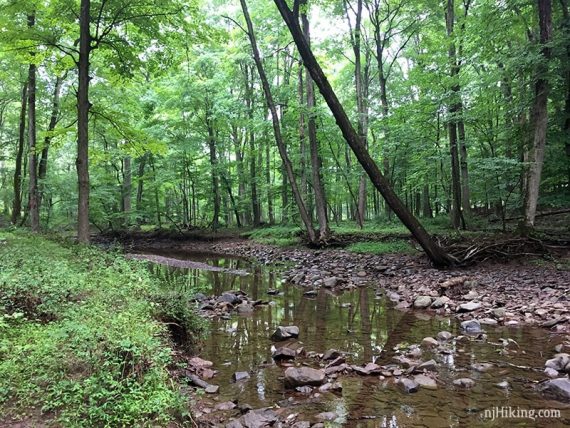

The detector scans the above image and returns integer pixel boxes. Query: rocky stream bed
[126,238,570,427]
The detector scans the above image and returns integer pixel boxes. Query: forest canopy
[0,0,568,254]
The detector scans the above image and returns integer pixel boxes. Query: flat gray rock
[284,366,325,388]
[458,301,482,312]
[461,319,482,333]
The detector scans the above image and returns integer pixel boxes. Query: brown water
[145,249,570,427]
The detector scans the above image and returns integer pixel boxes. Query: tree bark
[274,0,454,266]
[240,0,317,244]
[12,82,27,225]
[27,16,39,232]
[446,0,463,229]
[244,64,261,226]
[560,0,570,189]
[344,0,368,226]
[122,155,131,227]
[524,0,552,227]
[39,75,64,182]
[265,129,275,224]
[301,5,330,242]
[77,0,91,242]
[136,153,147,215]
[206,116,220,231]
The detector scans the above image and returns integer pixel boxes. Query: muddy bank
[204,240,570,332]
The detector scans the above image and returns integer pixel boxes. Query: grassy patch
[243,226,303,246]
[346,240,418,255]
[0,231,202,426]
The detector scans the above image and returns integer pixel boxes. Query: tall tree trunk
[77,0,91,242]
[524,0,552,227]
[446,0,463,229]
[12,81,27,225]
[122,155,131,227]
[266,131,275,224]
[274,0,454,266]
[560,0,570,189]
[151,156,162,228]
[232,125,248,225]
[206,116,220,231]
[27,14,39,232]
[38,74,64,209]
[136,153,147,215]
[240,0,317,244]
[301,5,330,241]
[344,0,368,226]
[368,0,392,219]
[244,65,261,226]
[221,173,242,227]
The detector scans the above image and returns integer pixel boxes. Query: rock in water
[540,378,570,402]
[453,378,475,388]
[414,374,437,390]
[236,302,254,314]
[398,377,419,393]
[218,292,241,305]
[272,347,296,361]
[233,371,250,382]
[545,353,570,373]
[205,385,219,394]
[461,319,482,333]
[431,296,451,308]
[284,367,325,388]
[271,325,299,341]
[322,349,341,361]
[414,296,432,309]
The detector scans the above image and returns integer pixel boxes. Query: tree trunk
[77,0,91,242]
[151,156,162,228]
[232,126,248,225]
[221,173,242,227]
[27,15,39,232]
[136,153,147,215]
[344,0,368,226]
[274,0,454,266]
[38,74,64,211]
[266,131,275,224]
[524,0,552,227]
[12,82,27,225]
[122,155,131,227]
[301,5,330,242]
[244,65,261,227]
[446,0,463,229]
[206,117,220,231]
[240,0,317,243]
[560,0,570,190]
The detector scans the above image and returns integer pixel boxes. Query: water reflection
[143,250,570,427]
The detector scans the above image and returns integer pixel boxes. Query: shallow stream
[142,248,569,427]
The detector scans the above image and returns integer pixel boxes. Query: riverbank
[0,231,202,427]
[115,229,570,332]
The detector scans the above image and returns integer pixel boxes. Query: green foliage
[0,231,201,426]
[346,240,418,255]
[243,226,303,246]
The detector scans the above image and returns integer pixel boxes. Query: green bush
[0,232,200,426]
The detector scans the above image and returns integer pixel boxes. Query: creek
[140,248,569,427]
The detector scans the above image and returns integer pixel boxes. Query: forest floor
[110,219,570,332]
